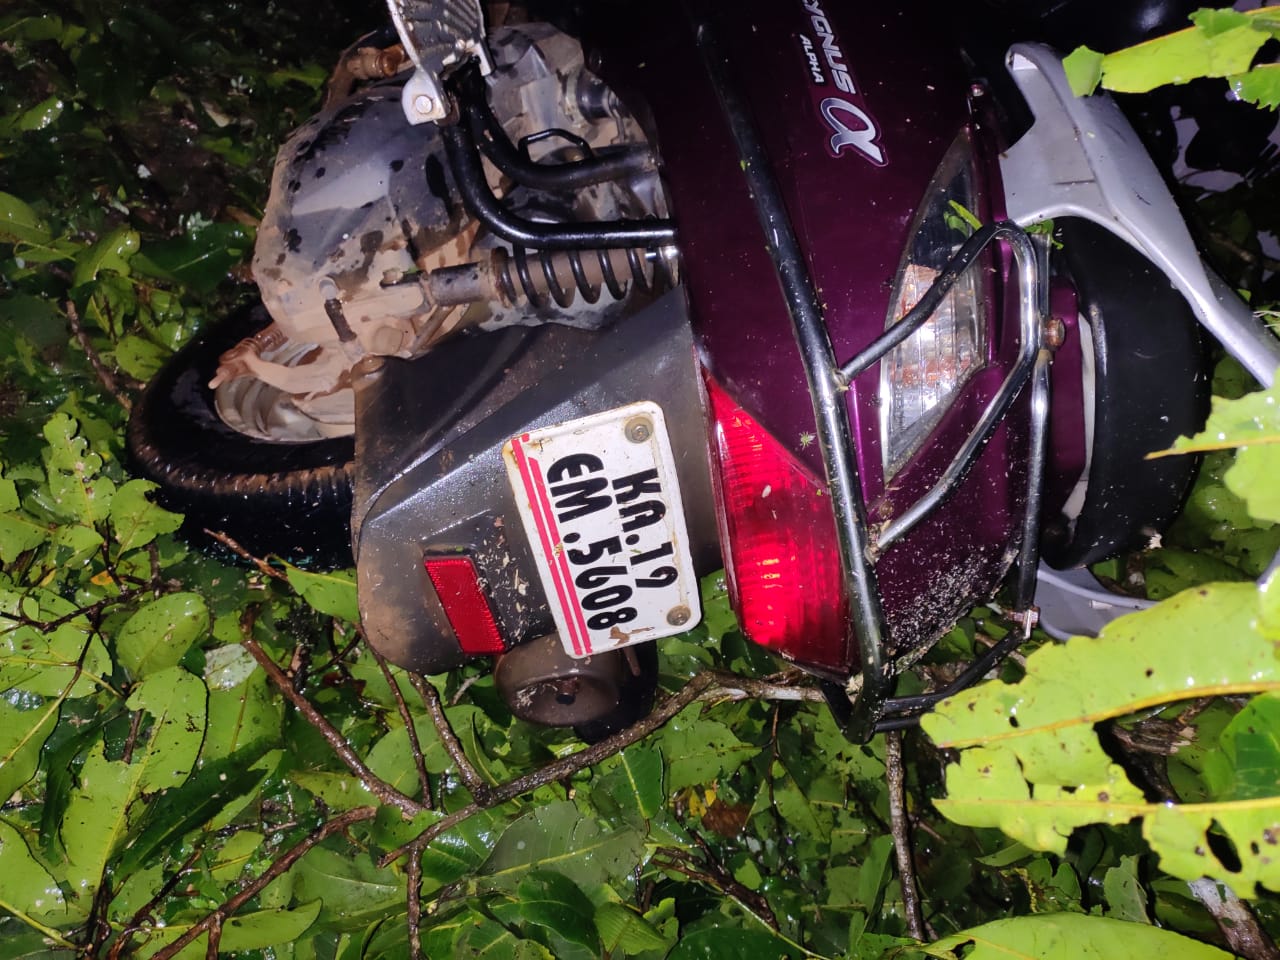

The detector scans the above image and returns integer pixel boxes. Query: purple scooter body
[582,0,1080,676]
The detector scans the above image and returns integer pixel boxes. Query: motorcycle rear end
[128,0,1280,741]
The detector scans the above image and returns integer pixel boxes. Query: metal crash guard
[695,16,1056,741]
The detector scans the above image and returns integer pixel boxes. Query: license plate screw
[666,605,691,626]
[624,416,653,443]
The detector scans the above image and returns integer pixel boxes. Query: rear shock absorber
[422,246,677,313]
[492,245,674,311]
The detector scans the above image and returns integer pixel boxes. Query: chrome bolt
[625,416,653,443]
[667,605,691,627]
[970,82,986,98]
[412,93,436,117]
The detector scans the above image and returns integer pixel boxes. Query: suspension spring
[492,245,675,312]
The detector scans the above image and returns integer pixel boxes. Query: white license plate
[503,401,700,659]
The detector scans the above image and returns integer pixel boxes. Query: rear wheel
[126,302,355,567]
[1042,219,1210,569]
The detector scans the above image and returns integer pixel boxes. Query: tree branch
[885,730,925,941]
[240,625,428,819]
[408,671,492,806]
[372,649,434,809]
[65,298,140,410]
[148,806,378,960]
[378,671,822,867]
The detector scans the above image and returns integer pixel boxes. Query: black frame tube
[456,65,657,192]
[441,67,677,250]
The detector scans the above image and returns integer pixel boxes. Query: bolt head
[667,605,691,627]
[624,416,653,444]
[412,93,436,116]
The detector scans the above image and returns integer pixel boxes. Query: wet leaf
[40,414,114,524]
[0,696,60,800]
[1103,854,1149,924]
[925,582,1280,894]
[666,928,793,960]
[480,800,644,893]
[516,871,599,954]
[655,706,757,793]
[109,479,183,555]
[116,592,210,679]
[284,563,359,622]
[1094,19,1268,93]
[70,227,139,287]
[293,846,405,927]
[62,667,206,897]
[134,222,253,294]
[0,193,50,245]
[1234,63,1280,109]
[1201,693,1280,802]
[923,914,1231,959]
[0,820,71,926]
[135,900,322,958]
[596,743,664,823]
[594,901,670,954]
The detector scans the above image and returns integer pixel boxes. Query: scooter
[127,0,1280,742]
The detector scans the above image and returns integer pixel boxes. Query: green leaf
[1157,380,1280,523]
[115,742,276,876]
[1190,7,1253,36]
[667,928,793,960]
[656,706,758,793]
[133,223,253,294]
[1062,45,1104,97]
[136,900,322,958]
[1102,854,1149,924]
[516,871,599,954]
[116,592,210,679]
[1096,20,1268,93]
[284,564,359,622]
[39,413,114,524]
[108,480,183,555]
[62,667,207,897]
[0,820,72,928]
[0,505,49,564]
[419,807,505,890]
[923,914,1231,959]
[456,914,554,960]
[0,193,51,245]
[293,846,405,928]
[594,902,670,954]
[70,227,139,287]
[596,744,664,823]
[924,582,1280,895]
[112,335,169,382]
[1202,693,1280,801]
[0,696,61,800]
[480,800,644,893]
[1234,63,1280,109]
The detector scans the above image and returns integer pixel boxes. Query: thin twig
[204,529,289,582]
[407,841,425,960]
[379,671,822,867]
[108,847,205,959]
[240,625,428,819]
[885,731,925,941]
[149,806,378,960]
[409,672,492,805]
[66,298,140,410]
[372,648,434,809]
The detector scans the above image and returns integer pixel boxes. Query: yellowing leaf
[924,582,1280,895]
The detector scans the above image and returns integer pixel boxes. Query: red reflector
[703,373,850,671]
[424,556,505,655]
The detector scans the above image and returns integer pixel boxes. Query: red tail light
[702,373,850,672]
[424,556,505,655]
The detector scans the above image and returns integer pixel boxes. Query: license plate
[503,402,700,659]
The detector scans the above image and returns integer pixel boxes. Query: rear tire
[126,302,355,567]
[1042,219,1209,569]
